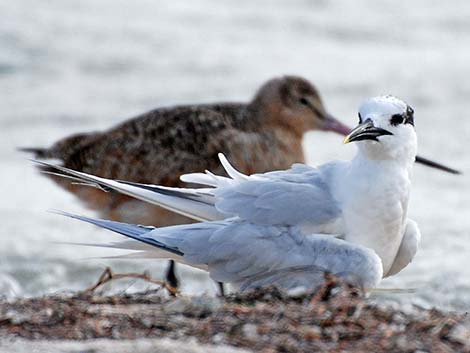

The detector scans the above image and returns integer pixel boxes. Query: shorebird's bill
[343,119,393,144]
[414,156,461,174]
[322,113,352,136]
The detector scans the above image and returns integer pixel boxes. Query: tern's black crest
[390,105,414,127]
[405,106,414,126]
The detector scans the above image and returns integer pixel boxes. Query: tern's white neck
[356,138,416,175]
[334,151,413,275]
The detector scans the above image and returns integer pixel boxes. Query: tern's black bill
[338,121,461,174]
[343,120,393,143]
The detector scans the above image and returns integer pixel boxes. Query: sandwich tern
[39,95,422,292]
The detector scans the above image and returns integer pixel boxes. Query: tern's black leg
[165,260,179,295]
[217,282,225,297]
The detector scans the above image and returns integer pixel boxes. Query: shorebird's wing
[56,211,382,291]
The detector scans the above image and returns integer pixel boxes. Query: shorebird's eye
[390,114,404,126]
[299,97,309,106]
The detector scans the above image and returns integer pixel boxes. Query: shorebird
[41,95,422,293]
[23,76,351,226]
[24,75,352,291]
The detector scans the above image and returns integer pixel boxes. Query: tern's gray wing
[385,219,421,277]
[59,213,383,291]
[34,155,343,232]
[212,162,343,232]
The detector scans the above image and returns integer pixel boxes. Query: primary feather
[56,211,382,291]
[24,76,349,227]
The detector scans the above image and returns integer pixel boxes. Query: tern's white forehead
[359,96,408,118]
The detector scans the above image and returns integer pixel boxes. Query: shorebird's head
[250,76,350,137]
[344,95,417,163]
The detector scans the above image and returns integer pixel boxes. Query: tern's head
[344,96,417,162]
[249,76,350,137]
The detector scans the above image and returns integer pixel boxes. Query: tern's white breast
[333,159,410,275]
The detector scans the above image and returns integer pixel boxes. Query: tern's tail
[54,210,219,270]
[54,210,189,262]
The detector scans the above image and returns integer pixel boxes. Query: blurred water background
[1,0,469,310]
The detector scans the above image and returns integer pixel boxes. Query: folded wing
[34,154,343,234]
[58,212,382,291]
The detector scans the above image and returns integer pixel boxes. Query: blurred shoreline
[1,0,469,310]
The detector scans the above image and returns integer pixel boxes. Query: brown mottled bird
[23,75,350,291]
[24,76,350,226]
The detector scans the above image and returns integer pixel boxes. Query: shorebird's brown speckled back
[26,76,350,226]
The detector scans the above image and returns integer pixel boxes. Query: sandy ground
[1,278,469,353]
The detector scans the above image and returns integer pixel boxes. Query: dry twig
[81,267,178,296]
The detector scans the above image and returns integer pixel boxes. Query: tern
[40,95,422,292]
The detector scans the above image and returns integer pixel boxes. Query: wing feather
[56,211,382,291]
[34,155,342,233]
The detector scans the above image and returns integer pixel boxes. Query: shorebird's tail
[19,132,100,162]
[18,147,50,159]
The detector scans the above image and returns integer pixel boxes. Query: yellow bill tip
[343,136,351,144]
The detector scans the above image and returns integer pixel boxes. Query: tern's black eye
[390,114,404,126]
[299,97,308,106]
